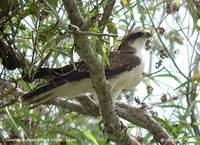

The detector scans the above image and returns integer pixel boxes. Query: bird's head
[119,31,151,52]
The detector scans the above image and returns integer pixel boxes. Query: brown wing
[23,51,141,83]
[23,61,90,82]
[105,52,141,77]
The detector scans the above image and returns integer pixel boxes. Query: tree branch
[0,39,29,70]
[62,0,141,144]
[115,102,175,145]
[50,98,99,116]
[98,0,116,32]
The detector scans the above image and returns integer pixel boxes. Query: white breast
[109,57,144,100]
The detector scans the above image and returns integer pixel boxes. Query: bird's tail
[19,82,59,109]
[20,76,68,109]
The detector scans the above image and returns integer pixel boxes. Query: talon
[99,120,128,143]
[140,103,151,111]
[120,121,127,133]
[134,97,141,104]
[100,124,110,144]
[99,120,107,137]
[140,103,147,109]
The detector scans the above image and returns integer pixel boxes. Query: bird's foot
[99,120,111,143]
[99,120,127,143]
[119,121,127,134]
[134,97,151,110]
[140,102,149,110]
[134,97,142,104]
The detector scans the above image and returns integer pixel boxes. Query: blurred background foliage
[0,0,200,144]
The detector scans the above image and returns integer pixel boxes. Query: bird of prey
[20,31,151,108]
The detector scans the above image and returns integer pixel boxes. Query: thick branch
[50,98,99,116]
[0,39,29,70]
[62,0,140,144]
[62,0,85,29]
[115,102,175,145]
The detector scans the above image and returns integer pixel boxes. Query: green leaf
[186,0,199,32]
[136,0,146,28]
[155,117,173,132]
[28,2,37,16]
[48,0,58,6]
[120,0,129,7]
[174,79,190,90]
[106,20,118,34]
[89,26,99,33]
[175,0,180,7]
[160,104,186,110]
[152,73,182,84]
[5,108,21,135]
[102,46,110,66]
[83,129,99,145]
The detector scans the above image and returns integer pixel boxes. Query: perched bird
[20,31,151,108]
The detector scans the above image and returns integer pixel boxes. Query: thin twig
[144,67,165,77]
[143,0,188,80]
